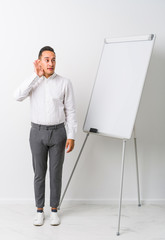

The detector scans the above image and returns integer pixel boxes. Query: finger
[34,60,40,66]
[65,142,69,149]
[67,144,74,153]
[33,61,38,67]
[67,146,72,153]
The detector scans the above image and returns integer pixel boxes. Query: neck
[44,73,54,78]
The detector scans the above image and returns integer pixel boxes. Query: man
[14,46,77,226]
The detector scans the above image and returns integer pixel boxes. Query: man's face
[40,51,56,77]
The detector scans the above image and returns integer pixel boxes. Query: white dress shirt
[14,72,77,140]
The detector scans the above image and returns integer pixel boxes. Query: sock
[37,209,43,213]
[51,208,57,212]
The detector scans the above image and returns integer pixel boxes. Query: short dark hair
[38,46,55,59]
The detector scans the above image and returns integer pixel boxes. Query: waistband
[31,122,64,130]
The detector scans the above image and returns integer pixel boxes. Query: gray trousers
[29,122,67,208]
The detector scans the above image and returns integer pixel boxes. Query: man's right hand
[33,60,44,77]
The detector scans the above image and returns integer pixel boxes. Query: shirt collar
[50,72,57,79]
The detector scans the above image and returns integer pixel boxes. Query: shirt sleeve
[64,79,77,140]
[13,73,40,101]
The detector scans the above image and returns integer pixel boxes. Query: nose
[49,61,53,66]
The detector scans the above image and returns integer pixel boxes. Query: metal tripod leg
[134,136,141,207]
[117,139,127,236]
[58,133,90,209]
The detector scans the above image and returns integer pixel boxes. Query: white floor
[0,202,165,240]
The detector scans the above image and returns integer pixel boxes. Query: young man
[14,46,77,226]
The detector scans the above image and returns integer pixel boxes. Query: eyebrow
[44,57,56,59]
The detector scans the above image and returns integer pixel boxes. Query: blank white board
[83,34,155,139]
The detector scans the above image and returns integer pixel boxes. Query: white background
[0,0,165,204]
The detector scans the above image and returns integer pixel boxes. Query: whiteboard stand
[117,128,141,236]
[133,127,141,207]
[117,138,127,236]
[58,129,141,236]
[58,132,90,209]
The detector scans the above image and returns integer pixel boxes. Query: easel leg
[134,137,141,207]
[58,133,90,209]
[117,139,127,236]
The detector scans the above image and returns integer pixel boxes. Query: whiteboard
[83,34,155,139]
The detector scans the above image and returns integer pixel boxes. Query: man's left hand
[65,139,75,153]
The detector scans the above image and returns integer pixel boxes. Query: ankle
[51,207,57,212]
[37,208,44,213]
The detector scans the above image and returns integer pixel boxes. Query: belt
[31,122,64,130]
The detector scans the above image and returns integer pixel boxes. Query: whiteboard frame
[83,34,156,139]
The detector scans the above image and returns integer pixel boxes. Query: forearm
[65,111,77,140]
[14,73,40,101]
[64,79,77,140]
